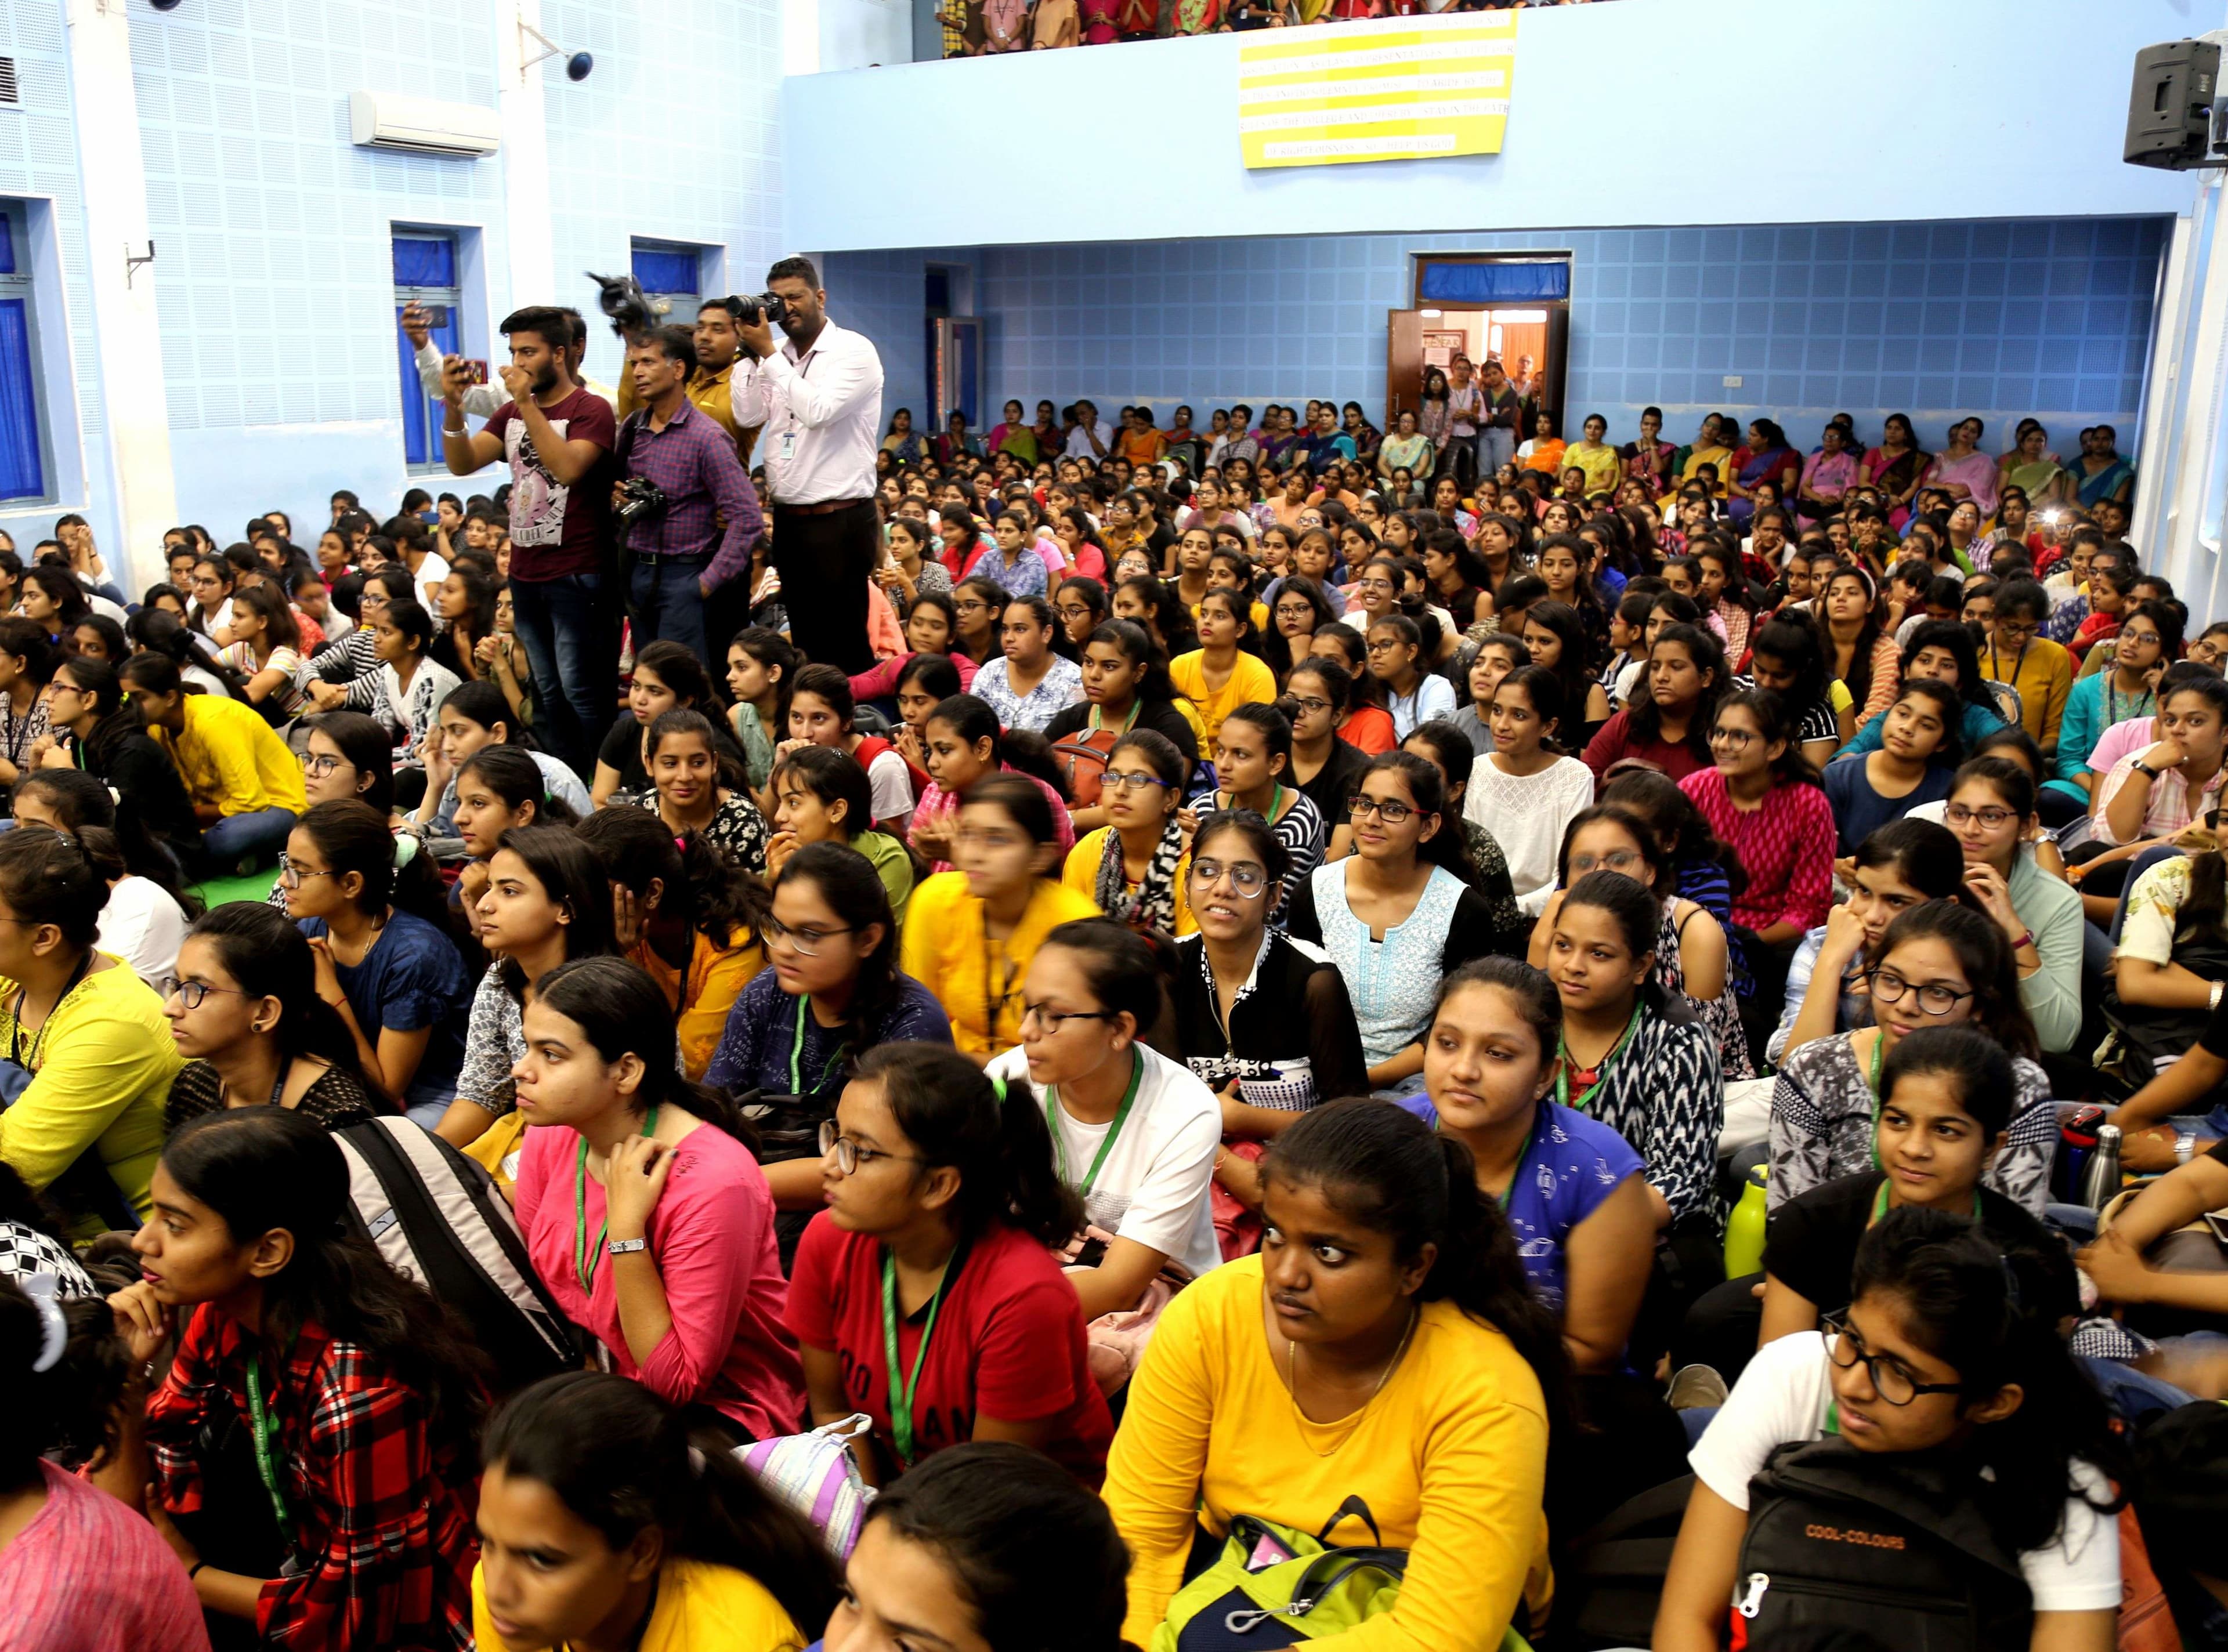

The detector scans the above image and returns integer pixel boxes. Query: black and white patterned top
[634,789,771,875]
[1767,1030,2056,1219]
[0,1219,98,1300]
[1569,993,1724,1223]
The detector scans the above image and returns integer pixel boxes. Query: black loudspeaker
[2127,38,2222,170]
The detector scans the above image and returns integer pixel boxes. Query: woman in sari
[1379,409,1433,490]
[881,410,928,466]
[1794,423,1858,528]
[2002,422,2071,511]
[1726,419,1801,527]
[1860,412,1929,528]
[989,400,1039,463]
[1673,413,1734,500]
[2070,423,2136,511]
[1921,416,1999,519]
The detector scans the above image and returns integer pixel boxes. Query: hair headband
[20,1273,64,1374]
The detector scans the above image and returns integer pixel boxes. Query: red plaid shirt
[146,1307,479,1651]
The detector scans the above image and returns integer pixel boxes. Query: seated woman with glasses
[1657,1206,2120,1652]
[986,919,1224,1323]
[1064,730,1196,940]
[510,956,801,1446]
[1043,620,1202,836]
[1281,658,1372,865]
[1768,901,2056,1219]
[1168,811,1369,1254]
[901,775,1101,1062]
[1285,752,1514,1099]
[787,1042,1113,1487]
[1933,754,2084,1055]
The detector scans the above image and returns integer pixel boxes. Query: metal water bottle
[2079,1124,2123,1211]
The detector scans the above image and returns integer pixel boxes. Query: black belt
[774,495,873,517]
[630,549,712,566]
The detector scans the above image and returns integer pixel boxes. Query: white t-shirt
[98,877,189,998]
[864,747,915,826]
[1689,1331,2120,1614]
[411,549,453,608]
[987,1041,1222,1281]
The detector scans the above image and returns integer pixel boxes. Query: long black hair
[0,1270,128,1485]
[852,1042,1080,1248]
[1873,899,2039,1062]
[1848,1207,2124,1555]
[772,842,903,1059]
[926,694,1070,800]
[863,1441,1132,1652]
[12,767,198,916]
[161,1107,490,1447]
[1358,748,1479,889]
[491,824,618,998]
[1898,619,1995,716]
[483,1371,840,1637]
[1712,687,1822,790]
[574,805,766,954]
[47,654,145,776]
[184,903,368,1085]
[1086,617,1182,709]
[0,825,105,949]
[294,798,451,932]
[1600,767,1748,903]
[303,709,399,816]
[1263,1097,1568,1421]
[1627,622,1728,765]
[531,957,757,1149]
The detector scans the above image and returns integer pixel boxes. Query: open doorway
[1384,253,1571,454]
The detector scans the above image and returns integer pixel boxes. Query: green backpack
[1152,1496,1533,1651]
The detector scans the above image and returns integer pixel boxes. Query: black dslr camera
[727,290,789,329]
[614,475,668,530]
[585,270,663,338]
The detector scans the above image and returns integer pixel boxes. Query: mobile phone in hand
[464,358,490,385]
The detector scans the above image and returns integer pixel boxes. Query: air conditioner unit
[349,90,501,158]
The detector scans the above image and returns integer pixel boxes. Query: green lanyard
[1491,1111,1541,1208]
[790,997,849,1095]
[1088,701,1141,736]
[244,1350,292,1533]
[1553,1000,1644,1113]
[1044,1050,1144,1197]
[573,1106,661,1294]
[881,1248,956,1466]
[1865,1030,1887,1169]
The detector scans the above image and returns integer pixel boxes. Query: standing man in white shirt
[732,256,884,673]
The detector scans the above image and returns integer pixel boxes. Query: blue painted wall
[827,215,2168,460]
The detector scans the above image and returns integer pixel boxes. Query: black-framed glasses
[1943,803,2018,831]
[1864,967,1973,1017]
[1346,793,1417,823]
[1821,1313,1965,1405]
[168,979,249,1010]
[763,916,855,957]
[818,1120,926,1177]
[1020,1000,1116,1034]
[1287,695,1333,717]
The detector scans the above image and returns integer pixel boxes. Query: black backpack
[1734,1437,2032,1652]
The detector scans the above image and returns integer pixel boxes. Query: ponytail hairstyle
[47,654,143,776]
[634,638,718,713]
[1847,1207,2123,1555]
[295,798,450,933]
[438,678,538,752]
[895,650,962,707]
[12,767,198,917]
[1220,700,1295,778]
[863,1441,1132,1652]
[0,1266,130,1486]
[1710,687,1822,789]
[927,694,1071,800]
[771,843,902,1060]
[1430,955,1560,1073]
[1947,753,2037,826]
[1878,1024,2016,1143]
[1898,620,1994,715]
[491,824,618,998]
[1281,655,1354,731]
[1600,766,1749,903]
[1039,917,1166,1042]
[302,710,399,815]
[1872,899,2038,1062]
[1310,622,1384,708]
[1849,817,1969,915]
[378,597,436,659]
[1262,1097,1568,1430]
[1198,585,1265,660]
[483,1371,840,1638]
[532,957,758,1149]
[458,746,577,828]
[728,626,797,733]
[771,744,876,843]
[161,1107,490,1450]
[788,662,859,734]
[229,581,301,653]
[1358,748,1478,892]
[852,1042,1080,1248]
[183,903,368,1084]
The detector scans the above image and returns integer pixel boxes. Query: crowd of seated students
[935,0,1617,59]
[1,378,2225,1652]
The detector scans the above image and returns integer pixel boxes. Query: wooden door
[1386,309,1425,433]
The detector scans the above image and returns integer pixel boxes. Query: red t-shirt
[484,386,617,581]
[1337,705,1398,756]
[784,1213,1113,1484]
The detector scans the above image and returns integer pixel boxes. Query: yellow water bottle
[1723,1162,1769,1279]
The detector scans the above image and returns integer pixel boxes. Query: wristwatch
[2130,759,2160,779]
[606,1238,648,1257]
[2175,1129,2198,1166]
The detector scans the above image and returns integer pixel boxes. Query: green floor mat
[190,868,280,908]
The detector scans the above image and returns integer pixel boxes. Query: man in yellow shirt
[120,654,307,871]
[614,296,761,465]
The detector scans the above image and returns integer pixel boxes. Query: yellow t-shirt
[1062,827,1197,936]
[1104,1255,1553,1652]
[631,929,765,1083]
[0,955,183,1237]
[473,1556,802,1652]
[153,693,309,817]
[1167,650,1276,748]
[898,871,1103,1058]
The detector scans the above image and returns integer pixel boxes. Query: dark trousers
[628,555,712,664]
[510,570,614,779]
[771,499,878,672]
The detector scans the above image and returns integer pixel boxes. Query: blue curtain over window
[0,217,16,276]
[1416,260,1569,304]
[396,303,459,468]
[392,236,456,288]
[632,247,699,296]
[0,300,44,501]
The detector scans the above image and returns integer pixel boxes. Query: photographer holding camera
[730,255,884,673]
[614,295,759,463]
[612,325,763,664]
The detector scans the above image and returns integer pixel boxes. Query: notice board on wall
[1237,10,1517,171]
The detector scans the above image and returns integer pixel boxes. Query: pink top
[4,1462,209,1652]
[514,1118,802,1441]
[849,649,981,704]
[1924,450,2000,518]
[2088,713,2158,778]
[907,766,1076,873]
[1679,766,1835,935]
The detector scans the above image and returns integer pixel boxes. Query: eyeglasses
[1101,771,1170,794]
[1021,1000,1116,1034]
[1363,637,1400,655]
[1287,696,1333,717]
[1943,803,2018,831]
[1189,857,1268,896]
[168,979,249,1010]
[1569,848,1644,877]
[299,752,347,777]
[763,915,855,957]
[1708,726,1757,749]
[1346,794,1417,824]
[818,1120,925,1177]
[275,854,338,888]
[953,599,990,614]
[1865,967,1973,1017]
[1820,1313,1964,1406]
[1055,604,1093,621]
